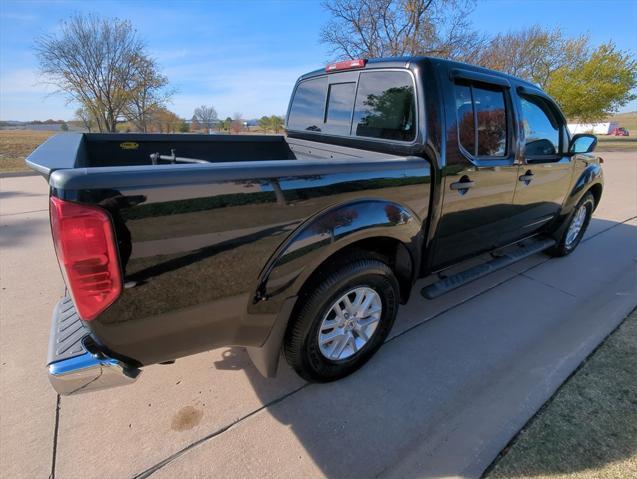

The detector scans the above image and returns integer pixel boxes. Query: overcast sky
[1,0,636,121]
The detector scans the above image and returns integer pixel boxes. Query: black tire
[284,257,400,382]
[548,192,595,257]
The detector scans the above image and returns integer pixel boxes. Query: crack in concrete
[0,208,48,217]
[519,272,577,298]
[49,394,60,479]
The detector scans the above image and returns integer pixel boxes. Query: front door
[433,78,519,268]
[500,92,574,244]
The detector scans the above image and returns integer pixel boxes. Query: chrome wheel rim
[566,204,587,247]
[317,286,382,361]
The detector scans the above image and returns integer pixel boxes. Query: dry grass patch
[486,309,637,479]
[0,130,55,172]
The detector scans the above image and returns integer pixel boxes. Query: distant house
[567,122,619,135]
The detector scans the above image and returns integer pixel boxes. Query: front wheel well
[296,237,415,306]
[588,183,603,210]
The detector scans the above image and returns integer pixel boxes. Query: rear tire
[548,192,595,257]
[284,257,399,382]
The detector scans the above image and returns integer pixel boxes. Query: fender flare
[246,198,424,377]
[549,162,603,238]
[564,162,603,213]
[257,198,424,302]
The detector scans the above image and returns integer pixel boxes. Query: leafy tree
[178,119,190,133]
[546,42,637,122]
[35,14,171,132]
[258,115,284,133]
[149,108,181,133]
[258,115,272,133]
[192,105,218,132]
[475,26,588,88]
[269,115,284,133]
[60,122,69,131]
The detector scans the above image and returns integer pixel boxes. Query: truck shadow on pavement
[0,213,49,247]
[206,217,637,479]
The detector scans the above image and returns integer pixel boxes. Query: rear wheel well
[296,237,414,306]
[589,183,602,210]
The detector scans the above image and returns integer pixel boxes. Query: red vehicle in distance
[611,127,630,136]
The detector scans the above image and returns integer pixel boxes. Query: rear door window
[351,71,415,141]
[287,76,327,132]
[455,82,508,158]
[324,82,356,135]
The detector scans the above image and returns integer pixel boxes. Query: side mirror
[569,134,597,154]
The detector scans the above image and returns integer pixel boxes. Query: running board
[421,237,556,299]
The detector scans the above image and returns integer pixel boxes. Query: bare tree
[36,14,170,132]
[74,106,95,132]
[192,105,218,133]
[230,112,245,134]
[321,0,484,61]
[475,26,589,88]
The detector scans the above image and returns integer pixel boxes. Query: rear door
[433,72,519,268]
[500,89,573,243]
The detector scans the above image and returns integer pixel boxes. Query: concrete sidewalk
[0,152,635,478]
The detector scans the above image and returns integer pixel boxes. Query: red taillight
[325,58,367,72]
[50,196,122,321]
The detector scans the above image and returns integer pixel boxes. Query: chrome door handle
[450,176,475,194]
[519,170,534,185]
[450,180,475,190]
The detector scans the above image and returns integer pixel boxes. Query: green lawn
[486,308,637,479]
[596,135,637,152]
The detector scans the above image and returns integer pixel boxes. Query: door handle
[450,176,475,193]
[519,170,534,184]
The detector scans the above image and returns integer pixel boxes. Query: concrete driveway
[1,151,636,479]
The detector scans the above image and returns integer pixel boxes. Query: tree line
[322,0,636,122]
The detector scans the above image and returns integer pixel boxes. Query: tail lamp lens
[49,196,122,321]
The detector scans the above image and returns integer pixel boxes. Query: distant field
[0,130,55,172]
[596,135,637,152]
[0,113,635,173]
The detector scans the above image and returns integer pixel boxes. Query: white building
[567,122,618,135]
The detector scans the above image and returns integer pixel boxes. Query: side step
[421,237,556,300]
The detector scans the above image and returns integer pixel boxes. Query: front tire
[548,192,595,257]
[284,257,399,382]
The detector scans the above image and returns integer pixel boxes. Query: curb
[0,171,39,179]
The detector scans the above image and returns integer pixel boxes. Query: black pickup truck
[28,57,603,395]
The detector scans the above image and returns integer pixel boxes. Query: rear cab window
[287,76,327,132]
[324,82,356,135]
[352,71,416,141]
[287,69,416,142]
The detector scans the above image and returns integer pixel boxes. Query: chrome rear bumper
[47,296,140,395]
[49,351,140,395]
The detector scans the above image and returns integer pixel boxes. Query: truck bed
[27,133,399,178]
